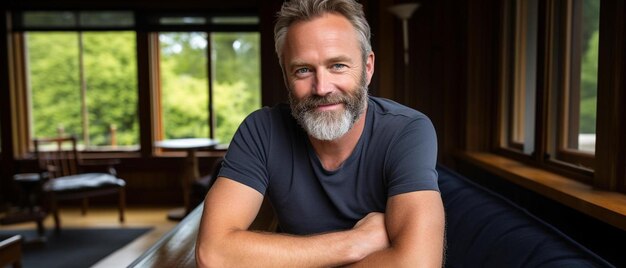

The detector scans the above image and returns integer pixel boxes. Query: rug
[0,227,152,268]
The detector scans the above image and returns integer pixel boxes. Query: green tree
[28,32,81,139]
[579,30,599,134]
[159,32,260,144]
[84,32,138,146]
[28,31,139,147]
[212,33,261,144]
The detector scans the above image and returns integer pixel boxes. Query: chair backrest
[33,136,80,178]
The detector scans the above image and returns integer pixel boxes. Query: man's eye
[296,68,310,74]
[331,64,347,70]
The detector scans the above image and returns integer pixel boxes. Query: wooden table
[155,138,218,220]
[129,204,203,268]
[129,199,277,268]
[0,235,23,268]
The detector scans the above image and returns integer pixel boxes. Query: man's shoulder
[240,103,297,137]
[245,103,292,122]
[369,96,428,121]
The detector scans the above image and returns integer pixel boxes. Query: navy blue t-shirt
[219,96,438,235]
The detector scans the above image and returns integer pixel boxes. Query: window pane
[569,0,599,153]
[27,32,139,150]
[159,32,209,140]
[79,11,134,28]
[211,16,259,25]
[503,0,538,154]
[211,32,261,145]
[22,11,134,29]
[23,11,77,28]
[159,17,207,25]
[28,32,81,139]
[83,32,139,149]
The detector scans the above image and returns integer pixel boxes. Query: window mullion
[594,0,626,192]
[207,32,214,139]
[532,0,552,163]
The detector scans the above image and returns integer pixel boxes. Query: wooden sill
[457,151,626,232]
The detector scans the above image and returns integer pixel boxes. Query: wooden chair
[0,173,47,241]
[33,136,126,232]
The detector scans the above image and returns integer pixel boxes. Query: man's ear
[366,52,375,85]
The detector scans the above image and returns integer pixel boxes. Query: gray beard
[300,105,355,141]
[289,84,368,141]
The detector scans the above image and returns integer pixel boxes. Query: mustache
[294,93,351,112]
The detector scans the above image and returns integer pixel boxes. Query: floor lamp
[388,2,420,103]
[388,3,420,66]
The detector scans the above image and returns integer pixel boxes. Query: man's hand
[348,191,445,267]
[352,212,390,258]
[197,178,393,267]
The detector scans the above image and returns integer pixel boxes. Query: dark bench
[438,165,614,267]
[131,166,615,267]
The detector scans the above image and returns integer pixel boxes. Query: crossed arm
[195,177,445,267]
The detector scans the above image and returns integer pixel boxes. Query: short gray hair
[274,0,372,69]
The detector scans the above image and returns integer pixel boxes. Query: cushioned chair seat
[43,173,126,192]
[437,165,614,267]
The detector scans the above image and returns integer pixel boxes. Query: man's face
[283,13,374,141]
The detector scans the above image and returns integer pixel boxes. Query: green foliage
[160,32,260,144]
[579,30,599,134]
[28,31,138,146]
[214,81,258,144]
[28,30,261,148]
[84,32,138,146]
[28,32,81,138]
[212,33,261,143]
[577,0,600,135]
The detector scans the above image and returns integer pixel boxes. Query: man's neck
[308,107,367,171]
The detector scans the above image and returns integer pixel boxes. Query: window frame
[497,0,598,184]
[147,19,260,150]
[8,9,260,157]
[497,0,626,193]
[551,0,595,170]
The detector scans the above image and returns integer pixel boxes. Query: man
[195,0,445,267]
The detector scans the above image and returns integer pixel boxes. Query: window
[154,16,260,146]
[499,0,599,179]
[158,32,210,140]
[501,0,538,154]
[10,10,260,155]
[210,32,261,144]
[552,0,599,169]
[23,17,139,151]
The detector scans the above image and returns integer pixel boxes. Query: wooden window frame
[551,0,595,170]
[8,10,259,158]
[497,0,626,193]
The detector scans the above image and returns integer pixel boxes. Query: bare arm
[348,190,445,267]
[195,177,389,268]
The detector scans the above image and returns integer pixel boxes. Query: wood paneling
[260,0,288,107]
[465,0,501,152]
[0,10,17,202]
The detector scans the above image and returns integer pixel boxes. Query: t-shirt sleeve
[218,109,271,195]
[385,116,439,197]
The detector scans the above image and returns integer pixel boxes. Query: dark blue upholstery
[437,165,615,268]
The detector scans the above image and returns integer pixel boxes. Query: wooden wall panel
[464,0,501,152]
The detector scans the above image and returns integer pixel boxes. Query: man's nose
[313,70,333,96]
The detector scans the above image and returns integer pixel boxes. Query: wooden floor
[0,206,179,267]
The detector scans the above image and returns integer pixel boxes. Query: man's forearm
[346,191,445,268]
[196,223,384,267]
[196,179,390,267]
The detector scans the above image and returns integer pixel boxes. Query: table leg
[167,149,199,221]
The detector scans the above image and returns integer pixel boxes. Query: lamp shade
[388,3,420,20]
